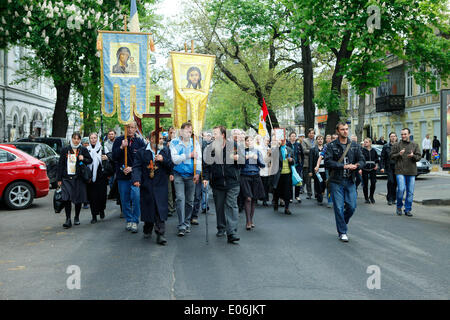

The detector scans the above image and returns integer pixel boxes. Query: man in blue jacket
[112,122,146,233]
[170,122,202,237]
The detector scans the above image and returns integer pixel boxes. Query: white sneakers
[126,222,138,233]
[339,234,349,242]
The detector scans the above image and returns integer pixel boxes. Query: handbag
[291,165,303,186]
[53,188,64,213]
[79,162,92,183]
[326,142,352,189]
[102,158,115,177]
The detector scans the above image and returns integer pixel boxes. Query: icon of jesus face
[186,66,202,89]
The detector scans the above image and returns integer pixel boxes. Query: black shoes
[388,200,393,205]
[262,201,269,207]
[404,211,413,217]
[365,198,370,204]
[90,218,97,224]
[63,219,72,229]
[216,230,225,237]
[284,209,292,215]
[370,197,375,204]
[74,216,80,225]
[157,234,167,245]
[227,235,240,243]
[99,211,105,219]
[143,232,152,239]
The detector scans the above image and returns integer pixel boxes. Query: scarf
[87,140,102,182]
[280,145,287,161]
[70,141,81,149]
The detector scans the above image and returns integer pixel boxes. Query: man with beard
[132,131,173,245]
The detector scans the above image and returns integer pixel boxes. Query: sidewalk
[379,165,450,206]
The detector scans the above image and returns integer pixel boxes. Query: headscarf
[87,139,102,182]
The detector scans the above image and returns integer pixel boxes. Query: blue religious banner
[97,31,152,124]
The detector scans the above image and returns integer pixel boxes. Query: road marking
[8,266,26,271]
[0,260,15,264]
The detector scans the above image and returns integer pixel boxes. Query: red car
[0,144,49,210]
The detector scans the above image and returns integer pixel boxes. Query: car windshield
[14,144,35,156]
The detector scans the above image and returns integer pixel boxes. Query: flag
[129,0,140,32]
[258,98,269,137]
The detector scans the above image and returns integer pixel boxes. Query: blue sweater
[240,148,265,176]
[169,137,202,177]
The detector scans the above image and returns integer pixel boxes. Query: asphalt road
[1,176,449,300]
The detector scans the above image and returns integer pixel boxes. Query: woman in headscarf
[86,132,109,223]
[57,132,92,228]
[112,47,131,74]
[271,134,295,215]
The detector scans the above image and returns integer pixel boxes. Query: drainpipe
[2,49,7,142]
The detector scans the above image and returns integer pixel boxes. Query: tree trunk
[301,38,315,132]
[355,94,366,143]
[51,82,71,138]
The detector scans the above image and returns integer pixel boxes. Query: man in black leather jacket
[286,131,304,203]
[324,122,365,242]
[380,132,398,205]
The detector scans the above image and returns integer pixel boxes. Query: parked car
[0,144,49,210]
[17,137,68,154]
[2,142,60,188]
[372,144,430,177]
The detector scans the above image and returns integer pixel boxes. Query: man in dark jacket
[380,132,398,205]
[202,126,244,244]
[324,122,365,242]
[112,122,146,233]
[132,131,173,245]
[286,131,304,203]
[390,128,421,216]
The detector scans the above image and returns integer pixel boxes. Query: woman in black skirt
[271,135,295,215]
[240,136,266,230]
[86,132,109,223]
[57,132,92,228]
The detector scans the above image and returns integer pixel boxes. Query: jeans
[212,185,240,236]
[330,179,357,235]
[174,174,195,231]
[396,174,415,212]
[117,179,141,224]
[201,184,209,210]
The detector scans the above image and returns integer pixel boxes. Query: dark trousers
[168,176,176,215]
[213,185,240,236]
[386,169,397,202]
[192,180,202,219]
[302,167,312,197]
[313,172,326,203]
[143,206,165,236]
[422,149,431,161]
[64,201,82,220]
[362,170,377,200]
[261,176,271,202]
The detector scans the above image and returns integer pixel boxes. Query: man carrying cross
[112,122,146,233]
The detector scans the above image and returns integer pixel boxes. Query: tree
[181,0,305,134]
[0,0,157,137]
[288,0,449,135]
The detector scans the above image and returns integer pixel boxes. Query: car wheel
[3,181,35,210]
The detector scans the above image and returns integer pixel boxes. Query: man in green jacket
[390,128,422,216]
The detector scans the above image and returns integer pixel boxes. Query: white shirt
[422,138,432,150]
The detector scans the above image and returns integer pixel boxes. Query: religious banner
[170,51,215,136]
[98,31,152,124]
[441,89,450,168]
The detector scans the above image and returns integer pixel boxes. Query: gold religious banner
[170,51,215,136]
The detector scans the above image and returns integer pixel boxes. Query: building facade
[347,54,446,145]
[0,47,80,142]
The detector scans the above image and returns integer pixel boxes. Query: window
[44,144,56,157]
[0,149,17,163]
[417,66,426,95]
[406,71,413,97]
[432,68,441,91]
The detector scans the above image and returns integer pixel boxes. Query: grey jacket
[390,140,421,176]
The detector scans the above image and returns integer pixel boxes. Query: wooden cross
[143,95,171,136]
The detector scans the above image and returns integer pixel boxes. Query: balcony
[375,95,405,112]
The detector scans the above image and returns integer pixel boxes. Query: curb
[378,192,450,206]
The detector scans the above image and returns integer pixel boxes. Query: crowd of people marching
[56,121,423,245]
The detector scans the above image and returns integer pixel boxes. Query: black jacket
[57,145,93,181]
[203,140,244,190]
[309,145,325,174]
[361,148,380,171]
[380,142,395,171]
[286,141,304,168]
[271,145,295,188]
[112,134,146,180]
[324,139,365,184]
